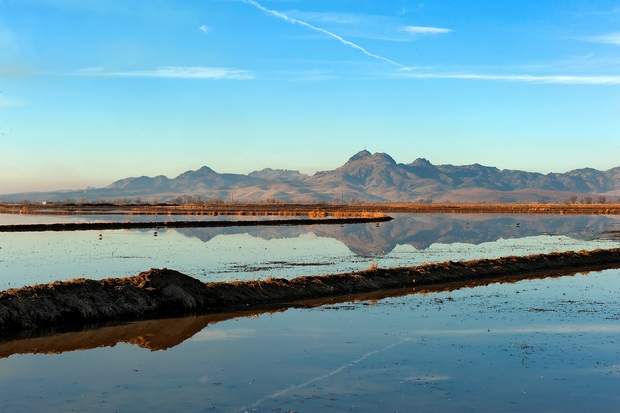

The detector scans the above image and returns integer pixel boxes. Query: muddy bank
[0,215,391,232]
[2,248,620,332]
[1,261,617,358]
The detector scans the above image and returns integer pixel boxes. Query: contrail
[242,0,409,70]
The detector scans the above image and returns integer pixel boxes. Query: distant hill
[3,150,620,203]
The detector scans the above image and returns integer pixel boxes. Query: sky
[1,0,619,194]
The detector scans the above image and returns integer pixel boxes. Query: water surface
[1,213,619,290]
[1,268,620,412]
[1,213,620,412]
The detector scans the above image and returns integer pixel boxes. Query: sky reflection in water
[1,213,619,290]
[1,269,620,412]
[1,214,620,411]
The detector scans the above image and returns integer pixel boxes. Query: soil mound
[2,248,620,332]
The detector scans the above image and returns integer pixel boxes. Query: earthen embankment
[2,248,620,332]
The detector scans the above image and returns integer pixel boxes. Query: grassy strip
[1,248,620,332]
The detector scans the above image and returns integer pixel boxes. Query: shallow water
[1,213,620,412]
[1,269,620,412]
[0,213,619,290]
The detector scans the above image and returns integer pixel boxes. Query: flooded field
[1,213,620,411]
[0,213,619,290]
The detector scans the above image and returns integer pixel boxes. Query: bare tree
[597,195,606,204]
[208,197,224,204]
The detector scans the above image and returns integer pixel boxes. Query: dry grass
[3,202,620,218]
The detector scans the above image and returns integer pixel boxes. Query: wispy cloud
[199,25,210,34]
[399,72,620,84]
[587,32,620,45]
[74,66,253,79]
[242,0,409,70]
[403,26,452,35]
[569,7,620,18]
[286,11,452,42]
[289,11,365,25]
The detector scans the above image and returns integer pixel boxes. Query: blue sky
[1,0,619,193]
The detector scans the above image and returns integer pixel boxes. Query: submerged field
[1,210,620,411]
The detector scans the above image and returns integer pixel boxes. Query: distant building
[41,201,54,205]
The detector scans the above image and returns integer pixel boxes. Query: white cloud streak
[403,26,452,35]
[286,11,446,42]
[199,25,210,34]
[588,32,620,45]
[74,66,253,79]
[400,72,620,84]
[290,11,364,25]
[242,0,409,70]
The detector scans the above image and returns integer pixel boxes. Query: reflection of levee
[0,216,392,232]
[0,309,286,359]
[2,248,620,334]
[0,261,618,359]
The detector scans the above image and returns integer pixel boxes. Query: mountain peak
[248,168,308,182]
[371,152,396,165]
[347,150,372,162]
[410,158,433,167]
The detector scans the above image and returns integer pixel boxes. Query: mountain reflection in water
[2,213,619,292]
[176,213,619,256]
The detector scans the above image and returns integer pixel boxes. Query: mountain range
[4,150,620,203]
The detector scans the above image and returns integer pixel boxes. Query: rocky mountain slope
[4,150,620,203]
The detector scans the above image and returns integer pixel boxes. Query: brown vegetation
[2,248,620,332]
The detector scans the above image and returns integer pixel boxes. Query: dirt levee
[2,248,620,332]
[0,215,392,233]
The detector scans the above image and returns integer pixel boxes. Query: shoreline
[2,248,620,332]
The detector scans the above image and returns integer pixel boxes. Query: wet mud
[2,248,620,333]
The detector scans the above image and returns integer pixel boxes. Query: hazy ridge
[4,150,620,203]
